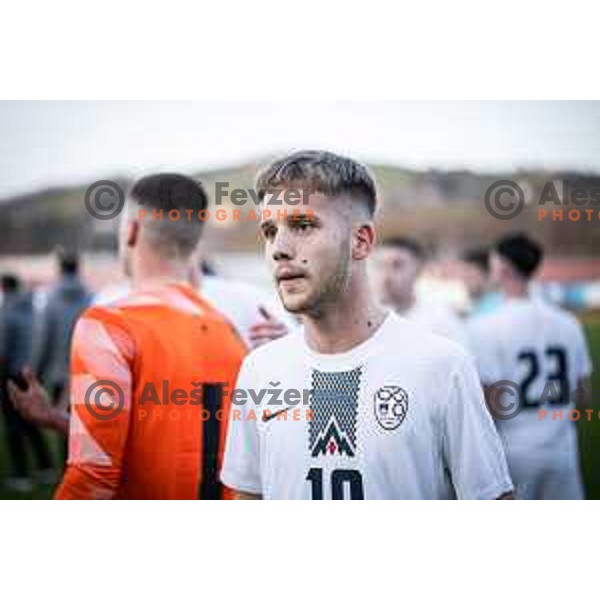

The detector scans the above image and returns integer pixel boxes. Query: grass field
[576,313,600,499]
[2,314,600,500]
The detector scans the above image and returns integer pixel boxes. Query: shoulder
[545,302,581,328]
[76,301,135,334]
[243,327,304,366]
[71,304,136,360]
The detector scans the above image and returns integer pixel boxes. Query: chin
[281,298,308,314]
[280,291,313,314]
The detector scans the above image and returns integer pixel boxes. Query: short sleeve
[441,353,513,500]
[220,356,262,495]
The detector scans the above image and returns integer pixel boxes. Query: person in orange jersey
[9,174,246,499]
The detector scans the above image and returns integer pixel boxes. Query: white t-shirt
[93,276,296,347]
[221,312,512,499]
[468,297,593,457]
[401,298,469,348]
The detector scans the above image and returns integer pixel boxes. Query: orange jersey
[55,282,246,499]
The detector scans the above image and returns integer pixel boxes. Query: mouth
[276,270,307,287]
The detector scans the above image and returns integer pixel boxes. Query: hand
[7,367,57,429]
[248,306,288,348]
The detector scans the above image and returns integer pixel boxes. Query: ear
[352,222,376,261]
[127,219,140,248]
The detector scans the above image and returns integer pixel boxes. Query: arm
[30,300,53,378]
[55,308,134,500]
[7,367,70,435]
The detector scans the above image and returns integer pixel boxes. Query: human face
[372,246,421,308]
[489,252,507,286]
[260,191,353,315]
[460,262,489,301]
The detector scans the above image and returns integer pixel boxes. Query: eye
[261,223,277,241]
[291,219,315,232]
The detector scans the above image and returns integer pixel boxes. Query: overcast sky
[1,101,600,198]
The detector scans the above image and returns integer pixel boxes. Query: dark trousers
[1,379,53,479]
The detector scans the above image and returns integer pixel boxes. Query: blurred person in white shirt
[373,236,468,347]
[459,247,502,319]
[469,233,593,499]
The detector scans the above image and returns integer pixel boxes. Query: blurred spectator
[31,252,92,463]
[373,236,468,347]
[469,233,592,499]
[0,274,54,492]
[460,247,502,317]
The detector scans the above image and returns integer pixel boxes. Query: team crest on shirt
[309,367,361,457]
[374,385,409,430]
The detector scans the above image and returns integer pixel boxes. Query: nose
[271,227,296,263]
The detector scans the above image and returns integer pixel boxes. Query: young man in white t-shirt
[469,233,593,499]
[221,150,512,500]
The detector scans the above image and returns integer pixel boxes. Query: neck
[392,291,416,315]
[303,275,387,354]
[502,278,529,299]
[131,253,192,291]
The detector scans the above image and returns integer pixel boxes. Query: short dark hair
[129,173,208,213]
[58,250,79,276]
[462,247,490,273]
[495,233,543,279]
[255,150,377,217]
[128,173,209,258]
[380,236,426,260]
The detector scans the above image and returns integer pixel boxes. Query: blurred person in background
[373,236,468,347]
[9,173,247,499]
[469,233,593,499]
[0,274,54,492]
[459,247,502,318]
[31,251,92,466]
